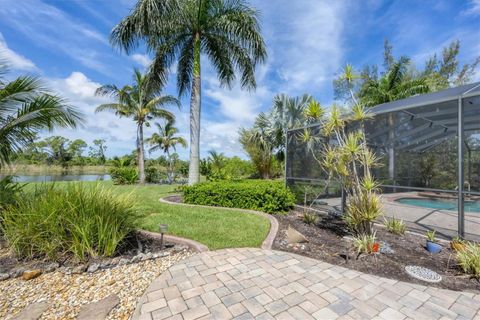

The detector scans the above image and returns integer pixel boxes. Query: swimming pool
[395,197,480,213]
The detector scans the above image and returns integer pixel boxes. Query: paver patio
[133,248,480,320]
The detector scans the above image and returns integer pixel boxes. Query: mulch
[273,209,480,292]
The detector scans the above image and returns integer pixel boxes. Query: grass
[23,181,270,250]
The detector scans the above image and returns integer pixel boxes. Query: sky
[0,0,479,159]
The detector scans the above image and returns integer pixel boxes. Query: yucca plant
[302,212,319,225]
[384,217,406,235]
[303,65,383,237]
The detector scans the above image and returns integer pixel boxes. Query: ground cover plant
[182,180,295,214]
[1,183,141,261]
[18,181,270,250]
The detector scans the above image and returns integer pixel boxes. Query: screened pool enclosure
[286,82,480,240]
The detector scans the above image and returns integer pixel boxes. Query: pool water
[395,197,480,213]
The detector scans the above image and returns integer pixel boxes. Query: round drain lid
[405,265,442,283]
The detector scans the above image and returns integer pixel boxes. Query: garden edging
[137,229,208,253]
[159,195,279,250]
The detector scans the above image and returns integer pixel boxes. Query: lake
[0,174,111,183]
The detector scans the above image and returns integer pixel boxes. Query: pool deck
[322,192,480,241]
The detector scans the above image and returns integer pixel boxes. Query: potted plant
[425,230,442,253]
[450,236,466,252]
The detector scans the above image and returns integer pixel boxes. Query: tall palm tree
[0,60,83,167]
[95,69,180,183]
[110,0,267,185]
[147,119,187,183]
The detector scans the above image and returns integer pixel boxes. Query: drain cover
[405,265,442,283]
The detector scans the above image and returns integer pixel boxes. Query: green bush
[183,180,295,214]
[145,166,167,183]
[1,183,142,261]
[109,167,138,185]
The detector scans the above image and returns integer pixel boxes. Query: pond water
[0,174,111,183]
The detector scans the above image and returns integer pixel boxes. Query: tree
[147,119,187,183]
[110,0,267,185]
[95,69,180,183]
[89,139,107,165]
[39,136,72,168]
[0,59,83,167]
[68,139,87,165]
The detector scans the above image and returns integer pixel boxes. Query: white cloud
[131,54,152,68]
[45,72,138,156]
[463,0,480,16]
[0,32,37,71]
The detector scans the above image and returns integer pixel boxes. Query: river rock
[0,273,10,281]
[22,270,42,281]
[286,226,308,244]
[87,263,100,273]
[44,263,60,273]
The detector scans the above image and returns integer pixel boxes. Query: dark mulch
[273,209,480,292]
[0,231,174,274]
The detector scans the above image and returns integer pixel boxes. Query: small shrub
[353,232,377,254]
[456,242,480,278]
[426,230,436,242]
[1,183,142,261]
[384,217,406,235]
[183,180,295,214]
[145,166,166,183]
[109,167,138,185]
[302,212,318,225]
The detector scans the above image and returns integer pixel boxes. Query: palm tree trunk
[188,35,201,185]
[166,149,173,184]
[138,123,146,184]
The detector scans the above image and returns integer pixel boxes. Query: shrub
[1,183,141,261]
[426,230,436,242]
[0,176,23,211]
[109,167,138,185]
[302,212,319,225]
[384,217,406,235]
[183,180,295,214]
[456,242,480,278]
[353,232,377,254]
[145,166,167,183]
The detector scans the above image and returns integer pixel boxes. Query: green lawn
[24,181,270,250]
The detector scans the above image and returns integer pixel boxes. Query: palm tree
[95,69,180,183]
[358,58,429,181]
[110,0,267,185]
[0,60,83,167]
[147,119,187,183]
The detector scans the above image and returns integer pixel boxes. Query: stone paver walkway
[133,248,480,320]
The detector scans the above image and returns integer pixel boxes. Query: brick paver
[133,248,480,319]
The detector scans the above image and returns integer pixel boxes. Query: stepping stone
[12,302,48,320]
[77,294,120,320]
[286,225,308,244]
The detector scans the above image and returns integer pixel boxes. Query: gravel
[0,249,193,320]
[405,265,443,283]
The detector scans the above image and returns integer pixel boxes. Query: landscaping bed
[273,209,480,292]
[0,231,182,281]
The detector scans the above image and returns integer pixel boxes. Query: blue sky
[1,0,479,159]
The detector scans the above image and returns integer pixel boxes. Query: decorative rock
[72,264,87,274]
[77,294,120,320]
[87,263,100,273]
[11,301,49,320]
[118,258,129,266]
[13,267,26,278]
[22,270,42,281]
[144,252,153,260]
[0,273,10,281]
[44,263,59,273]
[286,225,308,244]
[379,241,395,254]
[405,265,442,283]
